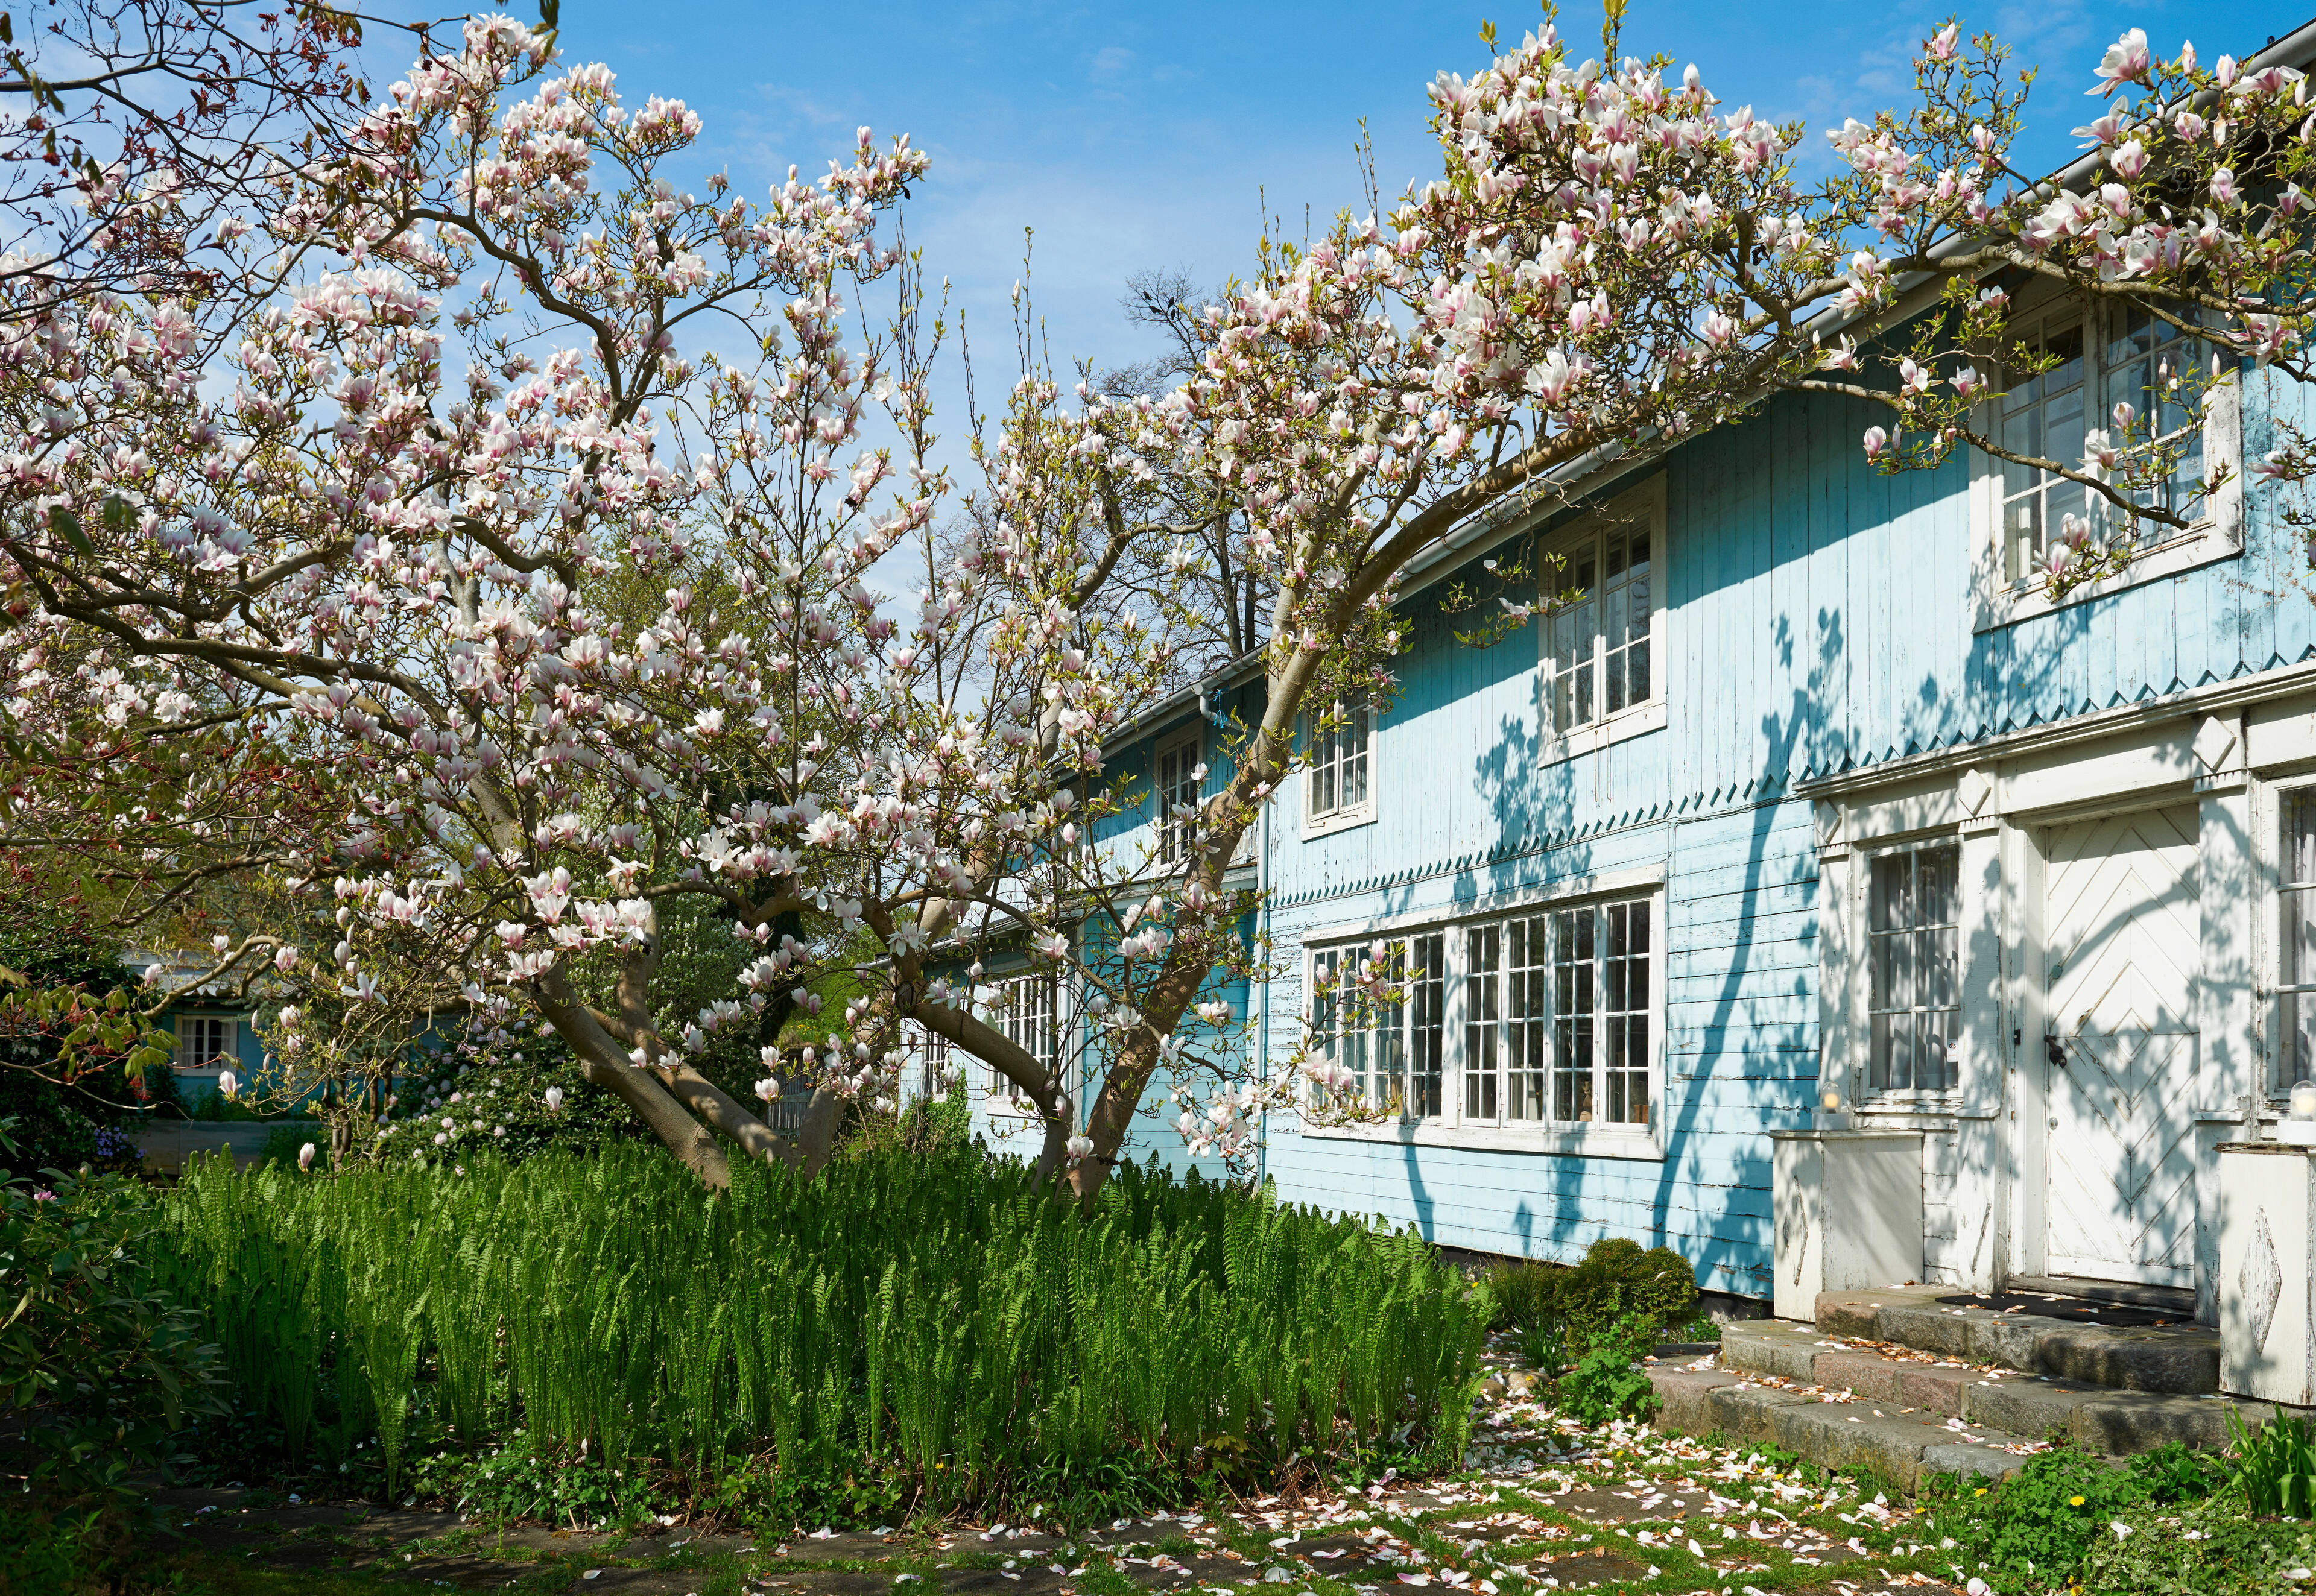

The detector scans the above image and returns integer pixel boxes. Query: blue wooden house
[966,246,2316,1325]
[130,947,276,1106]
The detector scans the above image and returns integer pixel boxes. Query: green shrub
[1557,1237,1698,1336]
[1552,1312,1661,1426]
[159,1143,1488,1509]
[0,1126,227,1585]
[2230,1405,2316,1518]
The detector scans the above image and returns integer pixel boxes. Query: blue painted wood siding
[1258,367,2314,1298]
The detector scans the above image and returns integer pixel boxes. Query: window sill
[1296,1111,1665,1161]
[1302,804,1376,842]
[1540,699,1666,766]
[1974,526,2238,633]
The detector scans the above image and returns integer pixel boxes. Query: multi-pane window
[903,1021,954,1101]
[1998,305,2215,586]
[1547,899,1652,1125]
[1867,845,1960,1092]
[174,1014,235,1072]
[1314,896,1654,1133]
[1543,518,1653,735]
[1309,935,1444,1117]
[983,971,1057,1110]
[2278,792,2316,1092]
[1462,917,1550,1123]
[1306,701,1372,822]
[1156,735,1201,864]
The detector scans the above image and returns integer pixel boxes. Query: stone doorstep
[1644,1367,2025,1494]
[1720,1318,2280,1456]
[1814,1285,2221,1396]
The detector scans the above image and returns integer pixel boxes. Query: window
[903,1021,954,1100]
[174,1014,235,1073]
[1312,893,1656,1137]
[1866,845,1960,1093]
[2279,792,2316,1093]
[1157,734,1201,865]
[1995,301,2221,588]
[1548,899,1652,1124]
[1310,934,1444,1117]
[1462,918,1549,1123]
[1543,515,1653,735]
[982,971,1057,1111]
[1305,701,1371,825]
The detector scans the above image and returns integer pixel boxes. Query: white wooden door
[2042,804,2200,1287]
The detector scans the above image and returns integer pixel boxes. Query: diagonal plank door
[2042,804,2200,1287]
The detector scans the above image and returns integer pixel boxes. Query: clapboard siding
[964,353,2316,1301]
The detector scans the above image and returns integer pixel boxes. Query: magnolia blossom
[297,1141,317,1172]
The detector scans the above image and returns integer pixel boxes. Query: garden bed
[156,1146,1489,1521]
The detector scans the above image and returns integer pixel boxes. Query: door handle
[2046,1034,2068,1068]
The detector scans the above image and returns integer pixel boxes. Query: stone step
[1714,1319,2273,1457]
[1814,1283,2219,1395]
[1645,1363,2028,1493]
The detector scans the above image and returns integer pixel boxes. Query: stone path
[144,1392,1980,1596]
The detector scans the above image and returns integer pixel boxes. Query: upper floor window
[1530,476,1665,757]
[1866,843,1960,1093]
[1156,733,1201,865]
[1305,700,1372,828]
[174,1014,236,1073]
[1544,519,1653,734]
[1984,298,2237,605]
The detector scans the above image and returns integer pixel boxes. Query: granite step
[1644,1360,2028,1493]
[1814,1282,2220,1395]
[1714,1317,2277,1456]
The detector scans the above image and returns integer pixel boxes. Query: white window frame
[1859,838,1964,1096]
[1301,699,1374,837]
[1156,729,1202,866]
[2271,782,2316,1099]
[1536,475,1667,764]
[1308,934,1446,1118]
[173,1013,236,1075]
[1298,878,1666,1159]
[979,970,1057,1118]
[1834,827,1975,1109]
[1970,293,2243,633]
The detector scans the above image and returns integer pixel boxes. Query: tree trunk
[534,971,732,1187]
[797,1082,844,1176]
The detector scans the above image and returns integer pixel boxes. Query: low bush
[160,1143,1487,1517]
[1485,1238,1700,1375]
[0,1121,227,1588]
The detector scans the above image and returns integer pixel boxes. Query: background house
[129,948,277,1109]
[965,284,2315,1322]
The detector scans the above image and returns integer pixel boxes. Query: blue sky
[534,2,2302,385]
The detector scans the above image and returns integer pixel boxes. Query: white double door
[2039,804,2201,1288]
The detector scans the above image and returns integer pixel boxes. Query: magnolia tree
[9,10,2316,1197]
[0,13,1248,1186]
[977,12,2316,1200]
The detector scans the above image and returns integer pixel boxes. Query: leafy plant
[0,1126,228,1587]
[159,1143,1488,1509]
[1552,1311,1660,1426]
[1557,1237,1698,1338]
[1922,1442,2226,1591]
[2230,1405,2316,1518]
